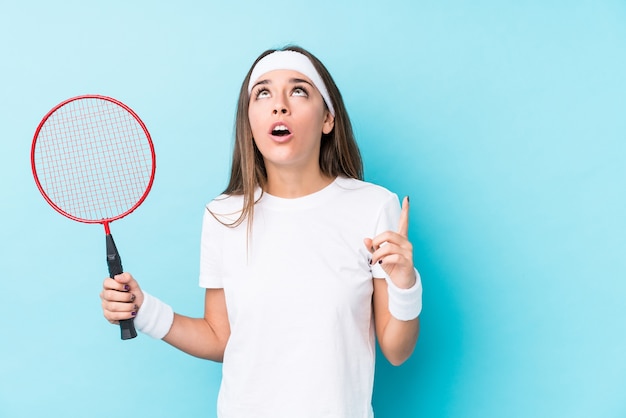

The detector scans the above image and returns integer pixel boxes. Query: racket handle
[119,319,137,340]
[106,233,138,340]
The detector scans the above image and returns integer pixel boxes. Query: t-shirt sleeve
[198,206,224,289]
[371,193,402,279]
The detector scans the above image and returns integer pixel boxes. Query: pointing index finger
[397,196,410,237]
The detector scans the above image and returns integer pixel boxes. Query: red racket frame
[30,94,156,234]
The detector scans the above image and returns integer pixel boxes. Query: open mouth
[271,124,291,137]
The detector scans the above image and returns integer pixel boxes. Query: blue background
[1,1,625,417]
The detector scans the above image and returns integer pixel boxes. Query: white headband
[247,50,335,116]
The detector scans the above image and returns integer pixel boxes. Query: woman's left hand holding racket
[100,273,145,326]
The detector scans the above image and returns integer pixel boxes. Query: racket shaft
[106,234,137,340]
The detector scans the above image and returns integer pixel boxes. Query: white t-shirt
[199,176,401,418]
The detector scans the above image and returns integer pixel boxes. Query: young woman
[101,45,422,418]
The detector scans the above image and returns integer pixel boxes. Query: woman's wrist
[133,291,174,339]
[386,268,422,321]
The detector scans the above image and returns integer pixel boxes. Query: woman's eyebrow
[290,78,313,87]
[250,79,271,91]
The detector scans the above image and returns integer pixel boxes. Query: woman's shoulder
[206,193,245,211]
[204,193,247,225]
[334,176,398,201]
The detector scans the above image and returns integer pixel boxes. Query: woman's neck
[264,165,334,198]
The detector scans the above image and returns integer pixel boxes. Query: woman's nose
[272,97,289,115]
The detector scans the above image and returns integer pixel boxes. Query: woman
[101,45,422,418]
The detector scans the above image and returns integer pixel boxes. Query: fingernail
[131,311,137,316]
[124,285,130,291]
[378,259,383,264]
[407,196,410,203]
[368,258,372,265]
[130,293,136,302]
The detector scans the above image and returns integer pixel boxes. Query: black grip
[106,234,137,340]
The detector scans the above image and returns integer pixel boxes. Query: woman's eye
[292,87,308,97]
[255,89,270,99]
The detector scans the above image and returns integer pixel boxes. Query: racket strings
[33,98,154,222]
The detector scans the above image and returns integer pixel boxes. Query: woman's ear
[322,111,335,134]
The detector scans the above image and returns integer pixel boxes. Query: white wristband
[133,291,174,339]
[386,268,423,321]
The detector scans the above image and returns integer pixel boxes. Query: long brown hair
[216,45,363,230]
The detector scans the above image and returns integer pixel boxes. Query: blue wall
[1,1,624,417]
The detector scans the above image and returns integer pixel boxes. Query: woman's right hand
[100,272,145,324]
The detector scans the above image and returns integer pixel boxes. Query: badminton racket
[31,95,156,340]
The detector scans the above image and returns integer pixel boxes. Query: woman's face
[248,69,334,175]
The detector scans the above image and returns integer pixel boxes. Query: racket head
[31,95,156,225]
